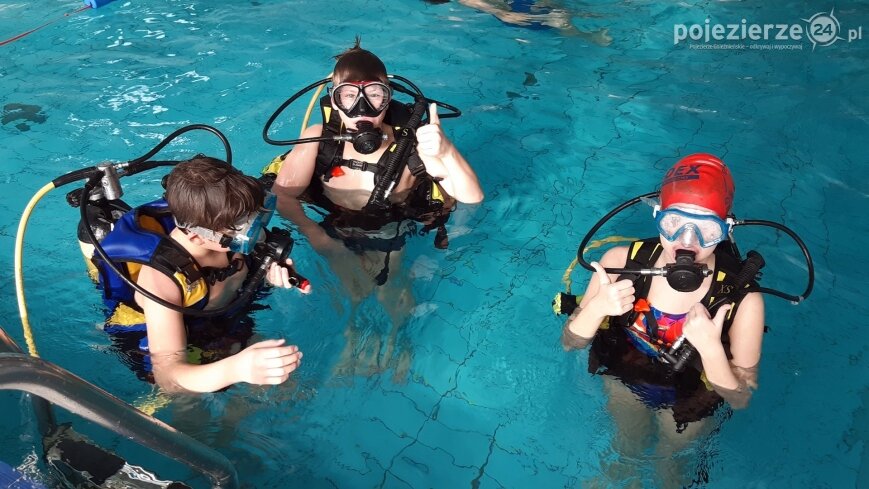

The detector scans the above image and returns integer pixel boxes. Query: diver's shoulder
[599,245,629,267]
[301,124,323,137]
[738,290,765,310]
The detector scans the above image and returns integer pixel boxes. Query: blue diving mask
[653,205,733,248]
[176,191,277,255]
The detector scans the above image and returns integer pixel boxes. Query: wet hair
[332,37,388,83]
[165,156,264,231]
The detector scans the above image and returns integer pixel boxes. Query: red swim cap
[660,153,734,218]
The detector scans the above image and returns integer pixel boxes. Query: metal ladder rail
[0,327,56,439]
[0,329,238,489]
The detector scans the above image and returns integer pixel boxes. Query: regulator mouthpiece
[665,250,709,292]
[348,121,385,154]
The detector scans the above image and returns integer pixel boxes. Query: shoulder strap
[622,238,664,298]
[314,95,344,181]
[96,201,209,311]
[700,241,755,335]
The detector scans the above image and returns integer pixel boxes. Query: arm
[562,246,635,350]
[682,292,764,408]
[415,104,484,204]
[137,266,302,393]
[271,124,337,251]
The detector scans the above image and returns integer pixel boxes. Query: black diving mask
[330,81,392,118]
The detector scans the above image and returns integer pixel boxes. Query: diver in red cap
[562,154,765,485]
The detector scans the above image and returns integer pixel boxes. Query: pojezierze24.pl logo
[673,8,863,51]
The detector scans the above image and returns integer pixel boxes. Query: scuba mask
[330,81,391,154]
[330,81,392,117]
[176,191,277,255]
[654,206,733,248]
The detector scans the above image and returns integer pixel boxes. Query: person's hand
[586,262,635,317]
[682,303,731,356]
[233,339,303,385]
[415,103,451,159]
[266,258,312,293]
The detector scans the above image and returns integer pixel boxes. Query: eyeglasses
[330,81,392,115]
[654,206,733,248]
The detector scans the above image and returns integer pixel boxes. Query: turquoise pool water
[1,0,867,487]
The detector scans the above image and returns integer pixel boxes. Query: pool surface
[1,0,867,487]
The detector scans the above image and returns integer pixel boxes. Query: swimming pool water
[1,0,867,487]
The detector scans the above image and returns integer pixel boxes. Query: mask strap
[175,220,231,247]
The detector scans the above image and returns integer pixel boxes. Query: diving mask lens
[655,208,731,248]
[331,81,392,115]
[225,191,277,254]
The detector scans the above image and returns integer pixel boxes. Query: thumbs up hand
[416,103,449,158]
[586,262,636,317]
[682,303,731,356]
[428,102,440,126]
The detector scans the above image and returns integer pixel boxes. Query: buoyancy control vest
[93,200,211,330]
[594,238,757,370]
[264,96,456,248]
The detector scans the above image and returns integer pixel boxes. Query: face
[331,76,390,130]
[656,203,726,263]
[181,213,260,254]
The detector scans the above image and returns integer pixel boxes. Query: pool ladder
[0,325,238,488]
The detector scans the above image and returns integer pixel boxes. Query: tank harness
[93,199,244,332]
[262,96,456,250]
[593,238,756,375]
[582,239,758,426]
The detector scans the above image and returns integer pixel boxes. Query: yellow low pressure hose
[560,258,579,295]
[14,182,57,357]
[14,178,180,416]
[300,73,331,135]
[553,236,639,315]
[15,181,172,415]
[561,235,640,293]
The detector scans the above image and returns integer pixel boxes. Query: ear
[183,231,207,247]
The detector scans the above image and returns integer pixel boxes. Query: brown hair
[333,37,388,83]
[165,156,263,231]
